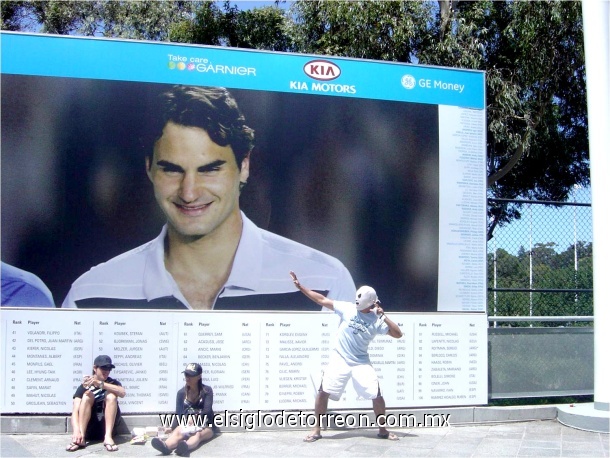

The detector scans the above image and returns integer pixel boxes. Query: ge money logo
[401,75,416,90]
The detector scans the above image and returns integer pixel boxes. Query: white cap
[355,286,377,311]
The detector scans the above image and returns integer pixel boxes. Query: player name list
[2,309,487,413]
[438,105,487,312]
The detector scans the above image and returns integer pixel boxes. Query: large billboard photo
[2,32,485,313]
[1,32,487,412]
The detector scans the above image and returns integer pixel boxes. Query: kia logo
[303,60,341,81]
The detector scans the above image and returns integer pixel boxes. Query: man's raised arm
[290,271,334,310]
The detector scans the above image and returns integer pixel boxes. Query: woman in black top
[151,363,215,456]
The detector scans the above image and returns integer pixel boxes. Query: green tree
[287,1,431,60]
[170,1,291,50]
[416,1,588,240]
[1,1,198,39]
[488,242,593,322]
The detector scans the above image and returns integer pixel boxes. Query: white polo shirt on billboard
[62,212,355,310]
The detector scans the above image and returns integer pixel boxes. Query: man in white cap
[289,271,403,442]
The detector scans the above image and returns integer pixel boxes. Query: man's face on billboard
[146,121,249,241]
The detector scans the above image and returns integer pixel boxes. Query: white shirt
[332,301,389,365]
[62,213,355,310]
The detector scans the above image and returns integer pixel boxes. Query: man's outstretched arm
[290,271,334,311]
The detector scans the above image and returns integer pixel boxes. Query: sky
[232,1,291,9]
[489,186,592,256]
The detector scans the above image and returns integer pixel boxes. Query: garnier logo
[303,60,341,81]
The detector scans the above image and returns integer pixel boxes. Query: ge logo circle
[401,74,416,90]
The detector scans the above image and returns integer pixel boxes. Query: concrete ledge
[1,405,565,434]
[386,407,475,425]
[557,403,610,433]
[1,415,66,434]
[64,415,150,435]
[473,405,557,423]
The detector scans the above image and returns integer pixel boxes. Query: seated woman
[152,363,215,456]
[66,355,126,452]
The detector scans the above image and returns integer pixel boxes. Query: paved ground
[1,419,608,457]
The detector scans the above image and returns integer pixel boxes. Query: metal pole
[574,186,579,306]
[529,204,534,316]
[494,247,498,328]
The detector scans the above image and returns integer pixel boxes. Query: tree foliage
[1,1,589,239]
[488,242,592,325]
[286,1,431,60]
[169,1,291,50]
[1,1,198,39]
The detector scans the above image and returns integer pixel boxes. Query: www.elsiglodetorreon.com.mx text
[159,410,451,431]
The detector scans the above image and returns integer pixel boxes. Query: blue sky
[489,186,592,256]
[232,1,291,9]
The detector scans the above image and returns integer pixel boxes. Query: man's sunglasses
[100,366,113,371]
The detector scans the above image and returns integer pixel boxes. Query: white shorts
[321,352,381,402]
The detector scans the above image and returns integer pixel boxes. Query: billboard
[1,32,486,313]
[1,32,488,413]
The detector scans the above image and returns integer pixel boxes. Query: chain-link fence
[486,189,594,398]
[486,188,593,326]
